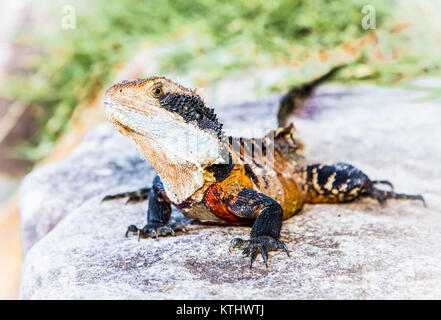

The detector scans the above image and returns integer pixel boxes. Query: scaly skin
[103,69,425,268]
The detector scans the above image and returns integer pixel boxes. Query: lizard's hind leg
[370,180,394,190]
[102,187,150,204]
[366,187,426,207]
[302,162,425,207]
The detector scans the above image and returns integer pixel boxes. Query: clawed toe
[229,236,289,269]
[367,186,426,207]
[125,221,187,240]
[371,180,394,190]
[125,224,139,237]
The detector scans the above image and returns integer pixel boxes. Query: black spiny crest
[158,93,223,139]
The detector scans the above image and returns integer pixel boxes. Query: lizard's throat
[130,132,219,204]
[105,100,224,202]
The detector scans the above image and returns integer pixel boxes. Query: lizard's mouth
[103,97,134,136]
[114,120,134,136]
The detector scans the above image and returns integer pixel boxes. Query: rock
[20,83,441,299]
[19,124,156,254]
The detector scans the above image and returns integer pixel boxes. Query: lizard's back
[201,124,307,222]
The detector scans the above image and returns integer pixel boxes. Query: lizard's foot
[125,221,187,240]
[229,235,289,269]
[102,187,150,204]
[367,185,426,207]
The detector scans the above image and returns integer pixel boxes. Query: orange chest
[202,183,244,224]
[202,166,254,224]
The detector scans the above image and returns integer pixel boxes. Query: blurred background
[0,0,440,299]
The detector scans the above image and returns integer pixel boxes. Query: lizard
[102,67,425,268]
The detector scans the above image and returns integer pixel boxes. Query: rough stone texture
[20,83,441,299]
[19,126,155,254]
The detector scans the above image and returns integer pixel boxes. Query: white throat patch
[105,100,223,203]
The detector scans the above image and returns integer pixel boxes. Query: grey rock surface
[20,83,441,299]
[19,125,155,254]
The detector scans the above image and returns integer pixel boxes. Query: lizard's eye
[152,87,164,98]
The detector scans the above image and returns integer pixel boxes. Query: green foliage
[7,0,439,161]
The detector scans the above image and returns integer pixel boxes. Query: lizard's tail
[264,123,305,164]
[277,64,345,126]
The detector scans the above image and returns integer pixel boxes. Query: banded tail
[278,64,345,126]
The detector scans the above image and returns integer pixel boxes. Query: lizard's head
[103,77,225,203]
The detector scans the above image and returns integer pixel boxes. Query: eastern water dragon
[102,67,425,268]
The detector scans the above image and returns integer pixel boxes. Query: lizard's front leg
[105,175,186,239]
[220,188,289,269]
[132,175,187,239]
